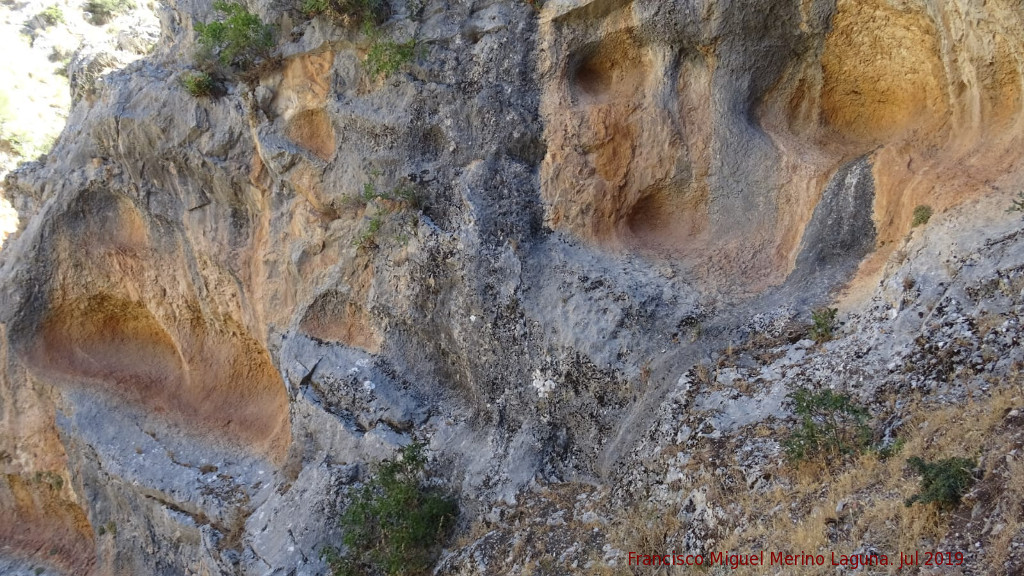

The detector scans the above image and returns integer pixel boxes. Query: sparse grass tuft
[911,204,933,227]
[364,39,416,79]
[302,0,388,27]
[350,176,420,250]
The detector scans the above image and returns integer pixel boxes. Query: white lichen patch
[531,369,557,398]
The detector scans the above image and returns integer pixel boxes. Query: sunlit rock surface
[0,0,1022,573]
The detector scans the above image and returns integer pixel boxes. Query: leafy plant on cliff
[904,456,977,509]
[354,212,385,248]
[1009,191,1024,214]
[38,5,65,26]
[302,0,387,27]
[784,388,871,463]
[196,1,274,72]
[364,38,416,79]
[325,442,457,576]
[809,307,838,343]
[84,0,134,25]
[911,204,933,227]
[181,71,217,97]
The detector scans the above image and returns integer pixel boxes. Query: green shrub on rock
[325,442,457,576]
[364,38,416,79]
[299,0,415,81]
[181,71,217,97]
[809,307,838,343]
[39,5,65,26]
[195,1,274,71]
[911,204,933,227]
[84,0,134,25]
[905,456,976,509]
[784,388,871,463]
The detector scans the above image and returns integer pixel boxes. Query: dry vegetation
[445,367,1024,575]
[617,371,1024,575]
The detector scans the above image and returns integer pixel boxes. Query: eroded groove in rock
[790,155,877,282]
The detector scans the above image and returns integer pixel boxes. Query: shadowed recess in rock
[623,185,707,251]
[542,0,1024,297]
[23,294,291,461]
[820,0,948,146]
[299,288,380,352]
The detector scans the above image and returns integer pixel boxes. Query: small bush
[393,184,419,208]
[302,0,387,27]
[302,0,329,14]
[84,0,134,25]
[1009,191,1024,214]
[349,176,419,249]
[905,456,976,509]
[181,71,217,97]
[809,307,838,343]
[39,5,65,26]
[911,204,933,227]
[326,442,457,576]
[196,1,274,71]
[354,213,385,248]
[33,471,64,492]
[784,388,871,463]
[364,39,416,79]
[356,178,419,207]
[360,179,383,203]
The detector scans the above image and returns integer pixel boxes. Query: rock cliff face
[541,0,1024,293]
[0,0,1023,573]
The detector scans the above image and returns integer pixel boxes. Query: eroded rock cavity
[540,0,1024,292]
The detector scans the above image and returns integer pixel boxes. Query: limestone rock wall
[540,0,1024,293]
[0,0,1021,573]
